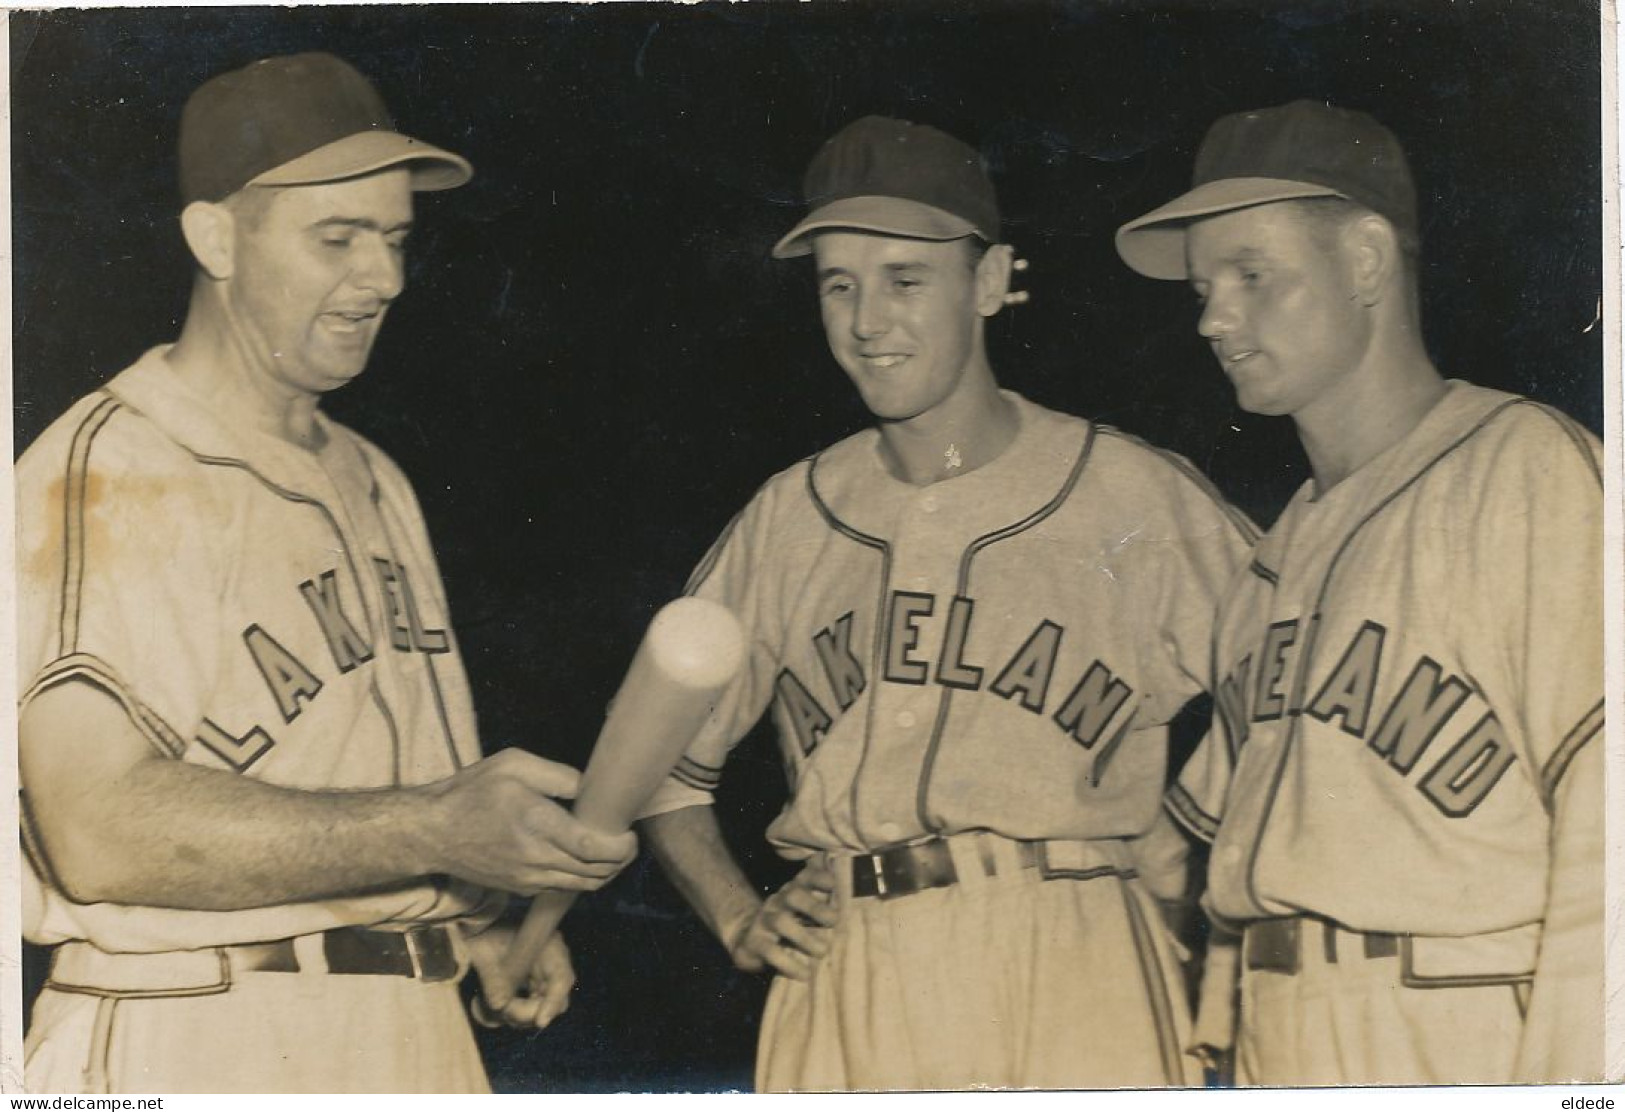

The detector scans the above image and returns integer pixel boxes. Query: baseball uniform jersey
[646,390,1256,1089]
[18,348,498,1093]
[1168,380,1603,1084]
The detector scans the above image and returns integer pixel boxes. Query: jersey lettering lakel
[644,393,1255,856]
[17,349,486,952]
[1168,382,1603,937]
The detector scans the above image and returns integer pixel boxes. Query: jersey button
[920,494,939,513]
[896,710,917,729]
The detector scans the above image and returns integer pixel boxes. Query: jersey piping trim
[916,424,1097,833]
[180,452,377,642]
[1120,879,1185,1084]
[423,655,463,771]
[182,445,451,776]
[1164,783,1219,843]
[1248,558,1279,585]
[685,461,810,598]
[1240,398,1527,916]
[1095,426,1262,545]
[673,755,723,791]
[366,682,405,786]
[683,510,744,597]
[1541,699,1603,809]
[58,394,125,656]
[361,450,464,773]
[1516,401,1602,488]
[805,453,895,846]
[25,654,189,759]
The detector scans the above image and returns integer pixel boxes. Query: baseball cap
[179,52,473,204]
[772,115,1000,259]
[1115,100,1417,280]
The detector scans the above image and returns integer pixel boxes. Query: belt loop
[977,834,999,878]
[81,997,117,1094]
[404,928,426,980]
[293,933,328,975]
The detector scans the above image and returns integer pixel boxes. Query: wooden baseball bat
[475,596,745,1022]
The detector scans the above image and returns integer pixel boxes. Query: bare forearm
[38,756,452,909]
[23,680,635,910]
[642,805,762,949]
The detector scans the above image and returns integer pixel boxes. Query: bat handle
[509,889,576,974]
[472,889,577,1026]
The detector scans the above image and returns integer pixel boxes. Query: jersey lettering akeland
[645,392,1255,854]
[17,348,486,952]
[1169,381,1602,936]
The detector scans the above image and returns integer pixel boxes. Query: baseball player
[1115,100,1603,1085]
[16,53,636,1094]
[640,115,1257,1091]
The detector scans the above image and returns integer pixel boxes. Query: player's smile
[229,169,413,397]
[319,305,386,343]
[813,232,992,424]
[859,351,911,370]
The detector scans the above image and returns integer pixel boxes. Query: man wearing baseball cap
[17,53,635,1093]
[1118,100,1602,1084]
[641,115,1256,1090]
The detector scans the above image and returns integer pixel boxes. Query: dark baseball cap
[179,52,473,205]
[772,115,1000,259]
[1116,100,1417,280]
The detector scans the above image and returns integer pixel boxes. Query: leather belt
[229,925,457,983]
[1244,916,1399,976]
[849,836,1042,900]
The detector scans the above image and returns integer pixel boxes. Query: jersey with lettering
[645,391,1255,853]
[17,348,492,954]
[1167,381,1602,936]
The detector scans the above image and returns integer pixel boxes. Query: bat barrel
[479,598,745,1017]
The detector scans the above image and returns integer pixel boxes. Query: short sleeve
[17,402,226,758]
[1166,724,1232,844]
[640,484,788,817]
[1142,472,1257,724]
[1465,407,1602,806]
[1093,438,1256,726]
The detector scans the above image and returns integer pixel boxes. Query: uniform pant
[757,835,1198,1092]
[25,973,488,1094]
[1238,920,1529,1086]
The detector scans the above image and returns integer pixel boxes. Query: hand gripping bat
[473,596,746,1025]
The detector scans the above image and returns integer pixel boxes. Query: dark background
[10,1,1604,1092]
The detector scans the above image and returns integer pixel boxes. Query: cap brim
[1115,177,1346,279]
[250,130,473,193]
[772,195,983,259]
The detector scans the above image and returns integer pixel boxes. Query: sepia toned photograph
[5,0,1611,1096]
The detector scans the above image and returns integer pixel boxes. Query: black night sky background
[10,2,1603,1092]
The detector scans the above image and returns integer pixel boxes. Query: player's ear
[974,242,1015,317]
[1345,213,1399,308]
[181,201,236,281]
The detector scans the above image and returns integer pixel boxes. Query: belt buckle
[862,852,892,898]
[883,840,957,899]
